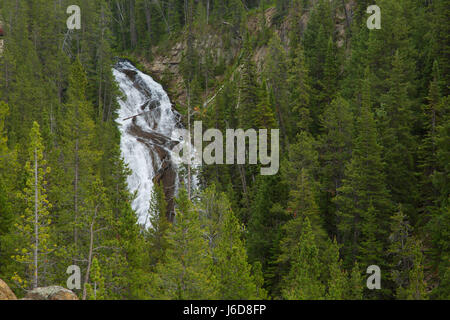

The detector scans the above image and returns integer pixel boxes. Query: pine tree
[0,0,49,145]
[252,261,268,300]
[152,187,218,299]
[0,102,19,284]
[287,44,311,133]
[265,34,289,144]
[283,131,319,187]
[199,185,229,253]
[60,58,101,254]
[254,81,277,129]
[0,102,9,162]
[346,262,364,300]
[379,50,418,219]
[325,238,348,300]
[398,239,427,300]
[388,207,428,299]
[238,49,260,130]
[85,256,105,300]
[335,73,392,269]
[0,102,15,236]
[301,0,335,132]
[428,205,450,299]
[430,0,450,97]
[276,169,326,297]
[319,36,338,105]
[147,182,171,269]
[78,176,111,300]
[319,95,353,237]
[418,61,445,219]
[213,206,263,299]
[418,61,450,299]
[12,122,53,290]
[102,195,151,300]
[358,204,383,270]
[281,168,326,257]
[281,218,325,300]
[247,174,288,293]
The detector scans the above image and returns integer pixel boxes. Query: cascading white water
[113,60,194,226]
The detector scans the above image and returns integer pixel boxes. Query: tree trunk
[238,164,249,208]
[33,147,39,289]
[130,0,137,48]
[74,137,79,251]
[187,82,191,200]
[341,0,352,34]
[144,0,152,46]
[82,207,97,300]
[206,0,210,25]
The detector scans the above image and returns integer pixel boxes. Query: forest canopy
[0,0,448,300]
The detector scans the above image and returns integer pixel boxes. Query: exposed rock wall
[0,279,17,300]
[24,286,79,300]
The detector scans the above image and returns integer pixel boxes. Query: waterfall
[113,60,195,227]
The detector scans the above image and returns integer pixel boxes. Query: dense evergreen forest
[0,0,448,300]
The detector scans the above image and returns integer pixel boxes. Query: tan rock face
[0,279,17,300]
[48,290,79,300]
[25,286,78,300]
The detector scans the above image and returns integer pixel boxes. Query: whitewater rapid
[113,60,192,226]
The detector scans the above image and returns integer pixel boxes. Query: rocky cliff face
[0,279,17,300]
[132,3,356,122]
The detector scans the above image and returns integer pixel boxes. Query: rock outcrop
[0,279,17,300]
[24,286,78,300]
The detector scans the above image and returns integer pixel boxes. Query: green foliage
[0,0,448,301]
[388,207,428,299]
[346,263,364,300]
[325,239,347,300]
[335,74,392,271]
[287,44,311,133]
[319,95,353,235]
[238,50,260,129]
[86,257,106,300]
[151,188,218,299]
[281,218,324,300]
[147,182,171,269]
[213,202,263,299]
[12,122,53,290]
